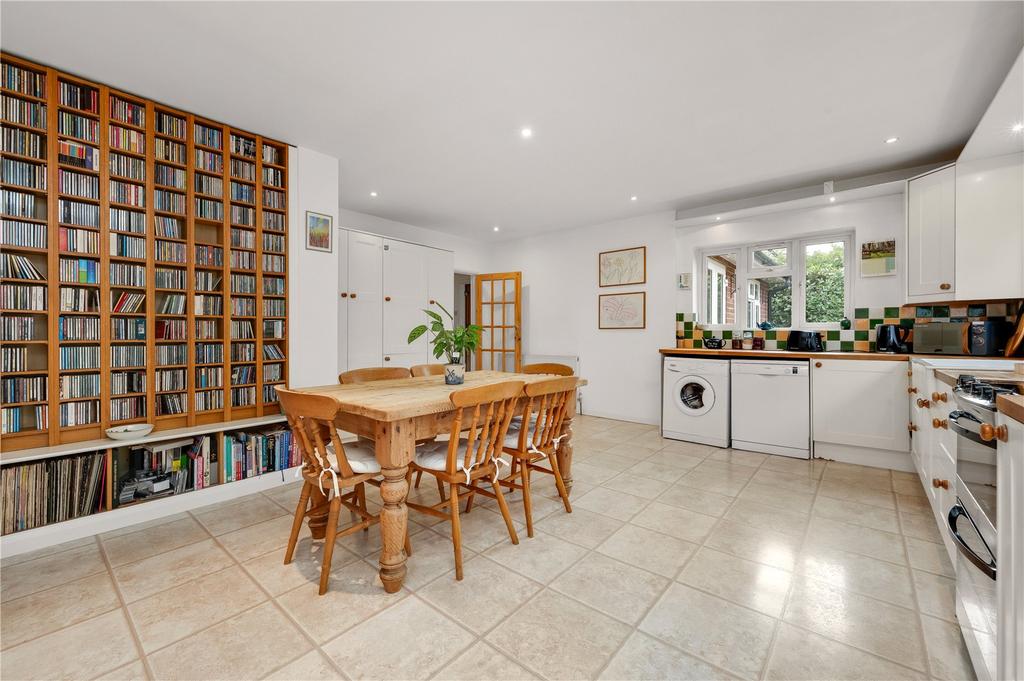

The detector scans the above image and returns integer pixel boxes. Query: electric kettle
[875,324,910,353]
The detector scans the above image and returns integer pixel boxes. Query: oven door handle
[947,504,996,580]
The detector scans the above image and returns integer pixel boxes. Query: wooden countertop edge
[659,348,914,361]
[934,369,1024,389]
[998,394,1024,425]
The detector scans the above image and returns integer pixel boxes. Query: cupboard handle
[932,418,947,429]
[907,370,913,377]
[932,478,950,490]
[340,292,348,298]
[931,392,948,402]
[814,362,822,368]
[939,283,951,291]
[429,299,436,305]
[350,293,357,299]
[908,422,918,432]
[908,387,918,394]
[385,296,391,302]
[384,356,391,362]
[979,424,1008,443]
[917,398,930,408]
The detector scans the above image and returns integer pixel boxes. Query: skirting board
[0,466,301,558]
[812,442,915,473]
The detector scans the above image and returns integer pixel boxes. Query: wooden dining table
[293,370,586,593]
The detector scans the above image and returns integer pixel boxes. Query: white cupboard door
[427,248,455,317]
[906,165,956,301]
[812,360,910,451]
[996,412,1024,681]
[347,231,383,370]
[336,228,350,374]
[955,152,1024,300]
[383,240,428,359]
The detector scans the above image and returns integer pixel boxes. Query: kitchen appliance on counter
[730,359,810,458]
[966,320,1012,356]
[785,331,823,352]
[875,323,911,353]
[947,374,1021,681]
[913,321,962,354]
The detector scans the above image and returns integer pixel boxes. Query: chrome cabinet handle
[947,504,996,580]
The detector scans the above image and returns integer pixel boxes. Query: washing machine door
[673,375,716,417]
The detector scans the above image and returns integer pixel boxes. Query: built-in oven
[948,375,1008,681]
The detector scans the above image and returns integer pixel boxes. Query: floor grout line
[93,534,157,681]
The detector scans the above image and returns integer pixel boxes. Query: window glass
[704,253,736,326]
[749,275,791,328]
[751,245,788,270]
[804,240,846,323]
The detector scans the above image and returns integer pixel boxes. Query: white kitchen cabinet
[811,359,910,451]
[996,409,1024,681]
[345,231,384,371]
[336,229,350,373]
[905,164,956,302]
[427,248,455,317]
[382,239,429,365]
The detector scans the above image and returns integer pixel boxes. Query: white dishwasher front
[730,360,810,459]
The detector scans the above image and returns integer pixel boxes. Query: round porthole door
[673,375,715,417]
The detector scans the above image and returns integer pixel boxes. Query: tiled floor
[0,416,976,681]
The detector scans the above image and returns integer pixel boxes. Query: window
[699,233,852,329]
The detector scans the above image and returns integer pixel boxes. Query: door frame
[474,271,522,372]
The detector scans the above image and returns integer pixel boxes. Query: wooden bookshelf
[1,53,289,452]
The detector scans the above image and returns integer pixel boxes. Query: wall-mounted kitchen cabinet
[811,359,910,452]
[905,164,957,303]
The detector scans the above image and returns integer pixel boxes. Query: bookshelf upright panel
[258,139,287,414]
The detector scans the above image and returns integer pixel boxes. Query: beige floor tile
[192,494,288,536]
[101,515,209,567]
[323,596,474,681]
[532,506,624,549]
[579,452,637,472]
[750,468,821,494]
[906,535,955,578]
[913,569,957,622]
[759,455,826,478]
[0,535,96,567]
[148,601,311,680]
[657,440,715,458]
[893,476,927,497]
[897,493,933,515]
[811,494,900,534]
[630,501,718,543]
[642,450,705,470]
[0,542,107,603]
[402,526,487,590]
[655,483,735,517]
[241,535,360,597]
[705,519,802,571]
[217,514,297,563]
[738,481,816,513]
[129,565,266,652]
[277,559,405,643]
[722,498,809,537]
[601,472,673,500]
[677,547,792,617]
[797,544,915,609]
[430,506,523,554]
[598,630,740,680]
[597,523,698,578]
[574,486,650,521]
[0,609,138,681]
[337,514,426,556]
[805,516,906,565]
[900,510,944,544]
[783,575,927,671]
[478,485,566,525]
[551,552,669,625]
[113,538,234,603]
[817,478,896,510]
[707,448,767,468]
[823,461,892,483]
[434,640,540,680]
[921,614,979,681]
[765,622,927,681]
[261,481,306,510]
[0,571,120,650]
[564,460,622,485]
[418,556,541,633]
[487,589,632,680]
[625,459,690,483]
[484,529,587,583]
[676,468,751,496]
[693,459,758,478]
[93,659,148,681]
[604,442,661,461]
[263,650,342,680]
[640,583,776,680]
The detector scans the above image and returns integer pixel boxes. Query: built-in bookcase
[1,53,288,452]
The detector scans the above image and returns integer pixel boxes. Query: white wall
[676,194,905,315]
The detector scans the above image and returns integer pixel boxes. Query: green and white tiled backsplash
[675,303,1020,352]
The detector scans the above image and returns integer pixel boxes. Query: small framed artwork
[599,246,646,287]
[860,239,896,277]
[305,211,333,252]
[599,291,646,329]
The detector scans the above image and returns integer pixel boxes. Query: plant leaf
[424,310,443,324]
[407,325,428,344]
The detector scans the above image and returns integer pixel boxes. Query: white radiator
[523,353,584,414]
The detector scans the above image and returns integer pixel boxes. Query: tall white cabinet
[905,164,956,302]
[338,229,455,372]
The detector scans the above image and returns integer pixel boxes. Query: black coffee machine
[876,324,911,353]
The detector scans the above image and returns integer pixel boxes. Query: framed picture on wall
[599,246,646,287]
[599,291,646,329]
[305,211,333,252]
[860,239,896,277]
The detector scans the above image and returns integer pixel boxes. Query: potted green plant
[407,302,481,385]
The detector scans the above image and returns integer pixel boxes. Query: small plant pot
[444,363,465,385]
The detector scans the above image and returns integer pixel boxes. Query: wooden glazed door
[474,272,522,372]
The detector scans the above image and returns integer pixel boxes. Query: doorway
[453,273,473,369]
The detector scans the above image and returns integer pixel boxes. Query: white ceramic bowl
[105,423,155,441]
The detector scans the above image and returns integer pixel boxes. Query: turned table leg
[375,418,415,593]
[556,391,577,492]
[306,485,329,540]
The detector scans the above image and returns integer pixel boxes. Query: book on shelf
[230,364,255,385]
[154,189,185,214]
[110,233,145,259]
[57,111,97,142]
[59,226,99,254]
[231,320,255,339]
[263,363,283,382]
[59,285,99,312]
[194,149,222,173]
[154,368,186,392]
[156,392,186,416]
[195,366,223,389]
[57,139,99,171]
[230,297,254,317]
[109,96,144,128]
[58,168,99,199]
[195,342,224,364]
[58,373,100,400]
[58,399,101,427]
[2,127,45,159]
[263,320,285,339]
[261,145,282,166]
[2,283,47,310]
[155,239,186,264]
[109,179,145,207]
[155,138,186,164]
[1,253,44,279]
[109,262,146,287]
[230,182,255,204]
[2,157,47,190]
[157,293,185,315]
[263,343,285,360]
[195,319,220,340]
[2,62,46,98]
[229,133,256,158]
[110,152,145,182]
[1,450,105,534]
[1,188,40,219]
[195,173,223,198]
[110,370,145,395]
[110,395,145,422]
[108,125,144,154]
[230,249,255,270]
[154,215,183,239]
[194,123,223,149]
[194,270,221,292]
[2,314,39,341]
[155,344,186,366]
[194,197,223,221]
[195,244,223,266]
[154,267,186,289]
[231,273,256,294]
[1,345,28,371]
[230,205,254,226]
[230,227,255,249]
[155,112,185,139]
[2,375,46,403]
[263,188,286,210]
[155,318,186,340]
[57,314,100,341]
[58,81,98,113]
[1,404,47,434]
[262,254,286,273]
[2,219,46,249]
[59,344,100,370]
[58,198,100,227]
[3,96,47,129]
[221,429,297,483]
[110,207,145,234]
[155,164,185,189]
[193,294,223,316]
[231,342,256,362]
[230,158,255,181]
[263,211,285,232]
[263,298,286,317]
[111,317,146,341]
[262,384,280,403]
[59,256,97,283]
[111,344,146,369]
[111,291,145,313]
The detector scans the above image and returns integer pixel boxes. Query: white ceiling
[3,2,1021,240]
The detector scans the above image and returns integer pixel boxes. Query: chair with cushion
[498,376,578,537]
[406,380,524,580]
[277,388,409,594]
[338,366,412,384]
[409,363,446,378]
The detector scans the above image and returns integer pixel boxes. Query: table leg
[375,418,415,593]
[557,392,577,492]
[307,485,329,540]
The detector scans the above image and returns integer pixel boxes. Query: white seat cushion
[325,441,381,474]
[415,439,490,473]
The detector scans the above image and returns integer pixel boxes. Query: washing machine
[662,357,730,448]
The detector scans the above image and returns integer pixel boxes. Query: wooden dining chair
[338,366,412,384]
[498,376,577,537]
[406,380,524,580]
[521,362,574,376]
[410,363,446,378]
[277,388,408,595]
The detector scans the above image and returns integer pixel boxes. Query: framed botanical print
[599,246,646,287]
[599,291,646,329]
[305,211,333,252]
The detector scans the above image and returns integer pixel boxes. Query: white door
[336,228,350,373]
[383,240,428,364]
[812,359,910,451]
[346,231,383,370]
[427,248,455,317]
[906,165,956,301]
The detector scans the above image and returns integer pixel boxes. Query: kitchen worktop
[935,368,1024,388]
[663,347,933,361]
[998,394,1024,424]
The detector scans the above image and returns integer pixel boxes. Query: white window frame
[697,230,853,331]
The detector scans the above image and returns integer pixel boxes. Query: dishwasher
[730,360,810,458]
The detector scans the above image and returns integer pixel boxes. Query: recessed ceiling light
[829,196,837,203]
[369,191,378,198]
[630,195,638,202]
[520,127,533,139]
[884,137,899,144]
[715,216,721,221]
[1012,122,1023,133]
[493,226,500,232]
